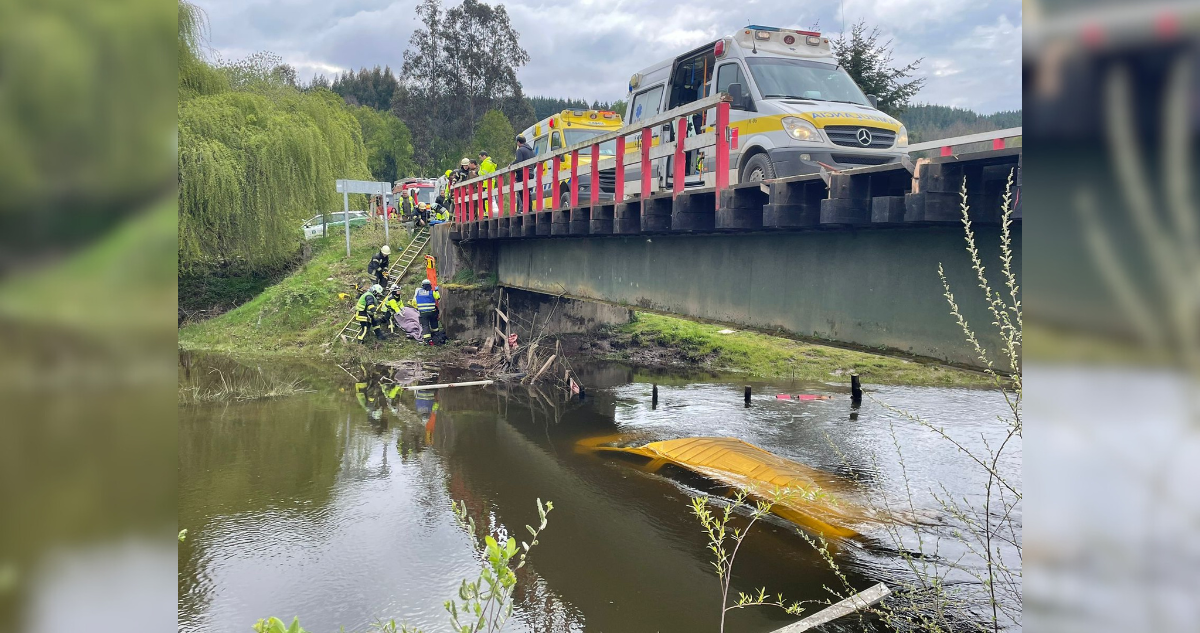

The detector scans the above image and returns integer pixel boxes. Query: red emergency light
[714,39,725,57]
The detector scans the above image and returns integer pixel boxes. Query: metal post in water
[744,385,752,407]
[652,383,658,410]
[851,374,863,404]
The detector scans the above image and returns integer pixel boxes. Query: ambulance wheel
[741,153,776,183]
[560,190,570,208]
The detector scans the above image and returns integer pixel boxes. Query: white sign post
[336,178,393,258]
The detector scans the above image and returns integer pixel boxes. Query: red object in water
[776,394,791,400]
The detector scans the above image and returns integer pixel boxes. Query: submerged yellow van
[623,25,909,184]
[518,109,623,207]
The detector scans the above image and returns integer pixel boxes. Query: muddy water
[178,354,1018,633]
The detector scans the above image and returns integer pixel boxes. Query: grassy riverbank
[598,312,990,386]
[180,222,987,385]
[178,222,444,362]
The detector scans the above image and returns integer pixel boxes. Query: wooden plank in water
[770,583,890,632]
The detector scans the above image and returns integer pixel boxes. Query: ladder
[333,228,430,345]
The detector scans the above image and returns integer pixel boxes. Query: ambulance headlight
[897,125,909,148]
[781,117,821,142]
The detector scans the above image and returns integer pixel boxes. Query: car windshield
[563,130,617,156]
[411,188,435,204]
[745,58,871,106]
[306,212,358,225]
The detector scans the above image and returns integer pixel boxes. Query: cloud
[192,0,1022,113]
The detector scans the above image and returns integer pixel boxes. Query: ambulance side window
[715,63,746,96]
[533,135,549,155]
[551,131,563,150]
[628,85,665,124]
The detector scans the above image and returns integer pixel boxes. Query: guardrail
[450,94,733,223]
[907,126,1022,156]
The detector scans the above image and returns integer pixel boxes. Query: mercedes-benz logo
[856,128,873,146]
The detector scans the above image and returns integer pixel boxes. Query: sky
[193,0,1022,114]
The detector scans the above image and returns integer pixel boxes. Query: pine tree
[832,20,924,116]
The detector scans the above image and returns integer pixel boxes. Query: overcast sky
[194,0,1022,114]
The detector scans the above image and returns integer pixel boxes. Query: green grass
[179,223,434,359]
[616,312,990,387]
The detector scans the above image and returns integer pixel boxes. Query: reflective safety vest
[412,287,440,312]
[382,296,403,315]
[435,208,449,222]
[479,157,497,175]
[355,291,377,312]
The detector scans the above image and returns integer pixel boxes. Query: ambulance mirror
[727,83,748,110]
[867,94,878,109]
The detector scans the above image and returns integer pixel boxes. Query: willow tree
[177,1,371,273]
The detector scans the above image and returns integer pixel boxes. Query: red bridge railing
[450,94,733,224]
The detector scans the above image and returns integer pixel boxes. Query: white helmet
[380,245,391,255]
[421,279,432,288]
[370,284,383,295]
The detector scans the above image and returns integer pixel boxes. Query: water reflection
[179,354,1016,633]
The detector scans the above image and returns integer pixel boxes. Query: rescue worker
[399,189,415,219]
[410,278,442,345]
[695,149,705,174]
[455,157,473,182]
[512,135,535,212]
[436,170,452,200]
[433,205,450,224]
[377,285,405,336]
[367,244,390,287]
[478,150,498,217]
[355,284,385,342]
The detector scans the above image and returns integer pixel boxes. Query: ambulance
[623,25,909,184]
[518,109,623,207]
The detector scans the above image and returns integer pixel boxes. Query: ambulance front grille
[824,125,896,149]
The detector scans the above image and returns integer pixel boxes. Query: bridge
[438,96,1022,369]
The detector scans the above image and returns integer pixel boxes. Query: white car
[301,211,368,240]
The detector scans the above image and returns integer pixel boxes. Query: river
[178,352,1020,632]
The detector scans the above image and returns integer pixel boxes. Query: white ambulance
[623,25,909,183]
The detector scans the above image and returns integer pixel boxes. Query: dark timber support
[652,383,658,409]
[671,188,716,233]
[717,183,767,230]
[590,202,615,235]
[615,200,641,234]
[535,210,553,236]
[850,374,862,403]
[570,206,592,235]
[744,385,752,407]
[551,207,571,236]
[765,177,823,228]
[641,193,673,233]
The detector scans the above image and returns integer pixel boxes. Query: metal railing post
[551,155,562,210]
[640,127,651,199]
[590,143,600,205]
[615,135,626,202]
[715,101,730,205]
[535,159,544,212]
[570,150,580,207]
[507,171,515,216]
[673,117,686,196]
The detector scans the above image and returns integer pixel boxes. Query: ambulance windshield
[747,58,871,106]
